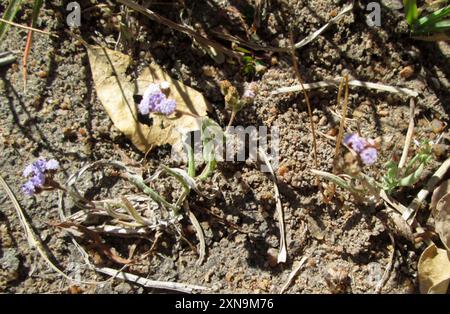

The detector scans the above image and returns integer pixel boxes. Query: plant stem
[122,172,176,211]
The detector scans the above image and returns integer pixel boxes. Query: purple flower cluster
[344,133,378,166]
[242,82,258,103]
[242,88,256,99]
[22,159,59,196]
[138,83,177,116]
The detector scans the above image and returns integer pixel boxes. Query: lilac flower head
[21,158,59,196]
[344,133,367,153]
[143,83,161,99]
[359,147,378,166]
[22,181,36,196]
[138,83,177,116]
[243,89,256,99]
[46,159,59,170]
[241,83,258,105]
[30,172,46,187]
[156,98,177,115]
[344,133,378,166]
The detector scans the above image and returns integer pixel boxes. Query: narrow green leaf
[0,0,24,42]
[234,46,252,54]
[418,19,450,34]
[31,0,44,28]
[417,4,450,29]
[403,0,419,26]
[399,163,425,187]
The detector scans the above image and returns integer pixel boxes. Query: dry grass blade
[294,3,353,49]
[399,98,416,169]
[56,222,132,265]
[186,204,206,266]
[23,0,43,91]
[280,256,308,293]
[95,266,209,293]
[0,17,57,36]
[117,0,240,60]
[89,225,149,236]
[272,79,419,97]
[380,190,409,216]
[289,33,319,169]
[403,157,450,223]
[210,29,289,53]
[333,75,349,170]
[0,175,97,284]
[259,147,287,263]
[22,25,32,90]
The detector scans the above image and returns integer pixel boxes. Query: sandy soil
[0,0,449,293]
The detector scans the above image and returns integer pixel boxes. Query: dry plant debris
[87,44,208,153]
[418,244,450,294]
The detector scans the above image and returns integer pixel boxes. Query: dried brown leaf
[87,45,208,153]
[376,209,414,243]
[418,243,450,294]
[431,179,450,212]
[434,193,450,251]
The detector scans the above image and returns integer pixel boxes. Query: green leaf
[242,55,254,64]
[419,19,450,33]
[399,162,425,187]
[0,0,24,42]
[31,0,44,28]
[234,46,252,54]
[417,4,450,29]
[311,169,365,197]
[404,0,419,26]
[198,118,222,180]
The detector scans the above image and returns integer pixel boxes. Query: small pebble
[378,110,389,117]
[60,102,71,110]
[433,144,448,158]
[37,70,48,78]
[431,119,445,133]
[399,65,414,79]
[326,128,338,137]
[430,77,441,90]
[318,116,328,126]
[270,56,278,65]
[266,248,278,268]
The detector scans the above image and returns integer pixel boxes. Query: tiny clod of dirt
[0,0,449,294]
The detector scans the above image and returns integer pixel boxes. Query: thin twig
[289,34,319,169]
[95,266,209,293]
[0,17,57,36]
[117,0,240,60]
[22,23,33,91]
[294,3,354,49]
[210,30,289,53]
[399,98,416,169]
[272,79,419,98]
[375,233,395,293]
